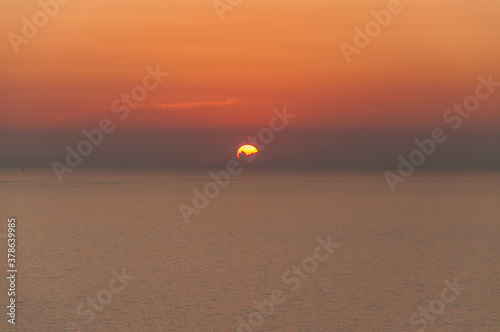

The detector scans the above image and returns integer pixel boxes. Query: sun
[237,144,259,158]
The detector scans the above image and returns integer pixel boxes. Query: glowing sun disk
[237,144,259,158]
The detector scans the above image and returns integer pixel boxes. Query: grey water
[1,169,499,331]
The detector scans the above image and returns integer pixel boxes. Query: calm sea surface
[1,169,499,331]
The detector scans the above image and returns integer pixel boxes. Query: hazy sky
[1,0,499,168]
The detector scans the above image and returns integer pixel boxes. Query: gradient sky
[1,0,499,168]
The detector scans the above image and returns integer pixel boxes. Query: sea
[1,169,499,331]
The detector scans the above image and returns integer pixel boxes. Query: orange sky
[1,0,500,130]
